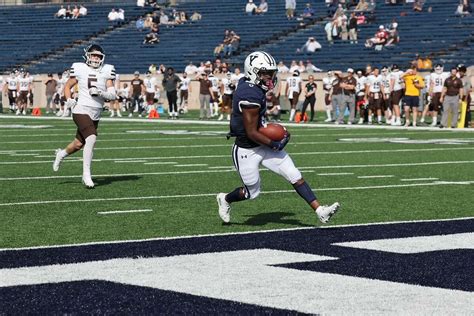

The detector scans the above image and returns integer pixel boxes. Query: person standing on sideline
[338,68,357,124]
[129,71,145,117]
[216,51,340,224]
[301,75,317,122]
[162,67,181,119]
[197,72,213,119]
[52,44,116,188]
[285,69,302,122]
[440,67,464,129]
[401,66,424,127]
[44,73,57,114]
[178,72,191,114]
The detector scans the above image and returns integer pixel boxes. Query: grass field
[1,114,473,249]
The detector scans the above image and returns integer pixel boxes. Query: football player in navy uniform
[52,44,116,188]
[217,51,340,224]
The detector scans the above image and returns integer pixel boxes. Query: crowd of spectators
[54,5,87,19]
[245,0,268,15]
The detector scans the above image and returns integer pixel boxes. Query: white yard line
[208,166,236,169]
[174,164,208,167]
[317,172,354,176]
[114,160,148,163]
[1,181,472,207]
[1,216,473,252]
[97,209,153,215]
[400,178,439,182]
[143,161,178,165]
[1,160,473,181]
[358,175,395,179]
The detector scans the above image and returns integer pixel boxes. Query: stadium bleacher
[0,0,472,75]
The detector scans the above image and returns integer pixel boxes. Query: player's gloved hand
[65,98,77,109]
[270,133,291,151]
[89,87,101,97]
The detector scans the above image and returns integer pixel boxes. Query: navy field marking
[0,219,472,314]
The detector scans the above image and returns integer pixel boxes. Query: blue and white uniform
[229,77,301,199]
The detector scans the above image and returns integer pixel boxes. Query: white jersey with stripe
[70,62,115,109]
[209,76,220,92]
[6,76,18,91]
[144,77,158,93]
[367,74,383,93]
[286,76,302,94]
[390,70,405,91]
[222,77,234,95]
[430,72,448,93]
[179,77,190,91]
[356,76,367,96]
[18,77,30,92]
[381,74,391,94]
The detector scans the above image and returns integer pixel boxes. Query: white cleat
[316,202,340,224]
[82,176,95,189]
[216,193,231,223]
[52,148,63,172]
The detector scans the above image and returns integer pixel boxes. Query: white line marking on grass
[143,161,178,165]
[358,175,395,179]
[174,164,208,167]
[208,166,235,169]
[8,153,40,156]
[1,181,472,207]
[400,178,439,182]
[317,172,354,176]
[97,209,153,215]
[1,216,473,251]
[114,160,147,163]
[0,161,473,181]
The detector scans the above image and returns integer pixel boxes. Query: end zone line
[1,216,473,252]
[97,209,153,215]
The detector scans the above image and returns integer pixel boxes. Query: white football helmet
[83,44,105,69]
[244,51,277,90]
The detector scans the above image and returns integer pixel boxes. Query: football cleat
[216,193,231,223]
[53,148,63,172]
[82,176,95,189]
[316,202,340,224]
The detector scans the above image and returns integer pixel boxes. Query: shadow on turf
[228,211,311,227]
[59,175,141,187]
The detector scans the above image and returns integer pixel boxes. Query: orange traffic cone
[148,108,160,119]
[303,113,308,122]
[32,107,42,116]
[295,112,301,123]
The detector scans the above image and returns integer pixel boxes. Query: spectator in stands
[297,60,306,73]
[348,12,358,43]
[277,61,290,73]
[413,0,424,12]
[306,60,323,73]
[79,5,87,16]
[171,9,184,24]
[367,0,376,12]
[224,31,240,56]
[55,6,66,19]
[354,0,369,12]
[285,0,296,20]
[72,6,80,19]
[190,11,202,21]
[289,60,299,73]
[256,0,269,14]
[333,4,346,19]
[365,25,388,48]
[143,31,159,44]
[455,0,472,16]
[117,8,125,21]
[44,73,57,114]
[245,0,258,15]
[301,3,315,18]
[325,19,336,44]
[137,0,145,7]
[65,5,72,19]
[108,8,119,21]
[385,24,399,46]
[136,16,145,30]
[297,37,322,54]
[185,61,198,76]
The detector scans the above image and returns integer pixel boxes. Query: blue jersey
[230,77,267,148]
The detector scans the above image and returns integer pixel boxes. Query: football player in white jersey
[389,64,404,125]
[16,70,31,115]
[178,72,191,114]
[285,70,302,121]
[144,71,159,114]
[219,71,235,120]
[231,67,245,88]
[425,64,448,126]
[381,66,392,124]
[53,44,116,188]
[355,70,367,124]
[5,71,18,113]
[26,71,34,109]
[322,71,335,122]
[109,73,122,117]
[208,73,220,117]
[365,67,385,124]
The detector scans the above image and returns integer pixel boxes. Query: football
[259,123,287,141]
